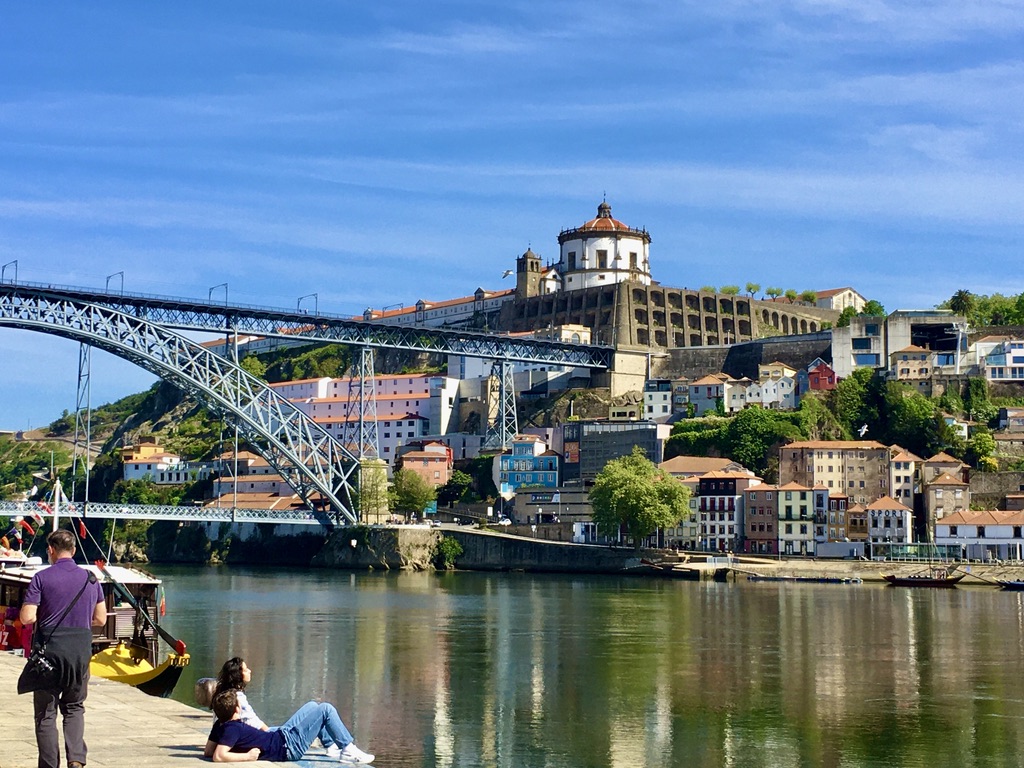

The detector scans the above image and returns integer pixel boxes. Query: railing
[0,500,328,526]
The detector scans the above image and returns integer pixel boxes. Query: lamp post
[298,293,318,314]
[106,271,124,294]
[1,260,16,283]
[209,283,228,306]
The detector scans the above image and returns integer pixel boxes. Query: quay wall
[312,526,646,573]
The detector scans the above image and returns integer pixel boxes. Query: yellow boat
[91,641,190,697]
[1,559,189,698]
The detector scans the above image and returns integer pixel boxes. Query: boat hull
[90,643,191,698]
[997,580,1024,591]
[883,573,965,588]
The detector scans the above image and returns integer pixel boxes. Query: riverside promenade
[0,653,331,768]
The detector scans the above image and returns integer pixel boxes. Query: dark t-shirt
[23,559,104,629]
[209,719,287,762]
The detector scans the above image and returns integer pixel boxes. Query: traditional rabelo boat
[882,566,965,588]
[1,549,189,697]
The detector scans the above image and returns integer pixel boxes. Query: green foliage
[720,285,740,295]
[722,407,803,480]
[800,290,817,304]
[861,299,886,316]
[238,355,267,379]
[462,455,498,500]
[948,289,976,318]
[437,470,473,505]
[434,535,463,569]
[665,417,729,459]
[589,447,691,549]
[831,367,875,436]
[108,478,188,506]
[745,282,761,297]
[164,408,223,460]
[797,392,849,441]
[784,289,799,303]
[937,387,964,415]
[0,436,71,500]
[700,285,717,293]
[965,431,996,468]
[261,343,352,383]
[389,468,436,515]
[766,287,782,299]
[836,306,857,327]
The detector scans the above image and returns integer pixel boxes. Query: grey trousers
[33,675,89,768]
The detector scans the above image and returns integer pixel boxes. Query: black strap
[36,570,97,647]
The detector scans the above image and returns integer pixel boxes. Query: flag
[78,519,87,539]
[159,587,167,617]
[16,519,35,536]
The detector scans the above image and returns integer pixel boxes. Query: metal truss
[0,288,359,526]
[70,343,92,503]
[0,281,611,368]
[0,500,326,526]
[342,346,379,459]
[483,360,519,450]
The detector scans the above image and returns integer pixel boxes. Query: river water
[153,566,1024,768]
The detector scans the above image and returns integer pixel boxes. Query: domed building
[556,200,651,291]
[501,199,838,350]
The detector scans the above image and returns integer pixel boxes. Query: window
[597,249,608,268]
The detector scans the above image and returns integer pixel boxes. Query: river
[153,565,1024,768]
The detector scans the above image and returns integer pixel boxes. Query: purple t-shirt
[23,559,104,630]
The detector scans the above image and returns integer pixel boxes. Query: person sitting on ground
[211,657,270,730]
[205,689,374,764]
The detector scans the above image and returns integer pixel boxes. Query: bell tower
[515,247,542,299]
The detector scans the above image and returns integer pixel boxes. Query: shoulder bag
[17,570,97,694]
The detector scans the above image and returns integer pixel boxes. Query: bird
[501,269,513,279]
[858,424,868,437]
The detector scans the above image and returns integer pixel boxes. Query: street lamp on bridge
[208,283,228,306]
[106,271,124,294]
[298,293,318,314]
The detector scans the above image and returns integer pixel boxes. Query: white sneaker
[326,744,342,759]
[339,743,375,763]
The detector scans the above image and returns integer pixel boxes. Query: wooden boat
[0,558,189,697]
[996,580,1024,591]
[882,567,964,588]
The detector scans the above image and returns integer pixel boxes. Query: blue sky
[1,1,1022,430]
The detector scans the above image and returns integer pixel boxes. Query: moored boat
[882,567,964,588]
[0,558,189,697]
[996,580,1024,591]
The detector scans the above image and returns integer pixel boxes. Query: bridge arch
[0,288,359,525]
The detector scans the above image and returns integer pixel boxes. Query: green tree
[723,407,803,479]
[966,431,996,468]
[389,468,436,518]
[948,289,975,319]
[800,290,817,304]
[700,285,717,294]
[766,287,783,300]
[784,289,799,303]
[836,306,857,327]
[831,367,875,436]
[861,299,886,316]
[589,447,690,550]
[745,282,761,297]
[797,392,849,441]
[437,470,473,506]
[238,355,267,379]
[720,285,740,295]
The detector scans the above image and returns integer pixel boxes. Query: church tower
[515,247,542,299]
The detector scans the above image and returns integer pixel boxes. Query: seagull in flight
[858,424,868,437]
[501,269,513,278]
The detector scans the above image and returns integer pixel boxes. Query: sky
[1,0,1022,431]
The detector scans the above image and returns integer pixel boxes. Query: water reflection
[154,566,1024,768]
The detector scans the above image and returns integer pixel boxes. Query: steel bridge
[0,281,612,526]
[0,287,355,526]
[0,280,612,367]
[0,500,326,526]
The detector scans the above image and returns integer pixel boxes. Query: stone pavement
[0,652,336,768]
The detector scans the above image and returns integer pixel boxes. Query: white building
[866,496,913,546]
[555,201,652,292]
[936,510,1024,561]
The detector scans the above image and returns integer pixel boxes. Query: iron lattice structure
[0,288,359,525]
[342,346,380,459]
[483,360,519,449]
[0,500,327,525]
[70,343,92,503]
[0,280,611,368]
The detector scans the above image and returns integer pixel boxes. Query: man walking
[20,529,106,768]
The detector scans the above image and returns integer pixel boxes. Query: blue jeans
[280,701,353,761]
